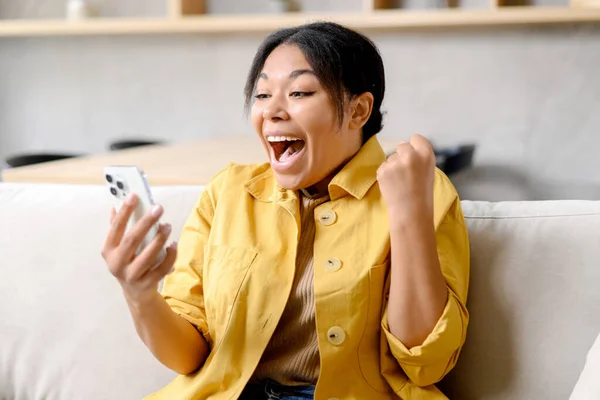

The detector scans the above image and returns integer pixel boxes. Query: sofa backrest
[0,183,198,400]
[441,200,600,399]
[0,183,598,400]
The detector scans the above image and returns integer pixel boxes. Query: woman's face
[251,44,364,193]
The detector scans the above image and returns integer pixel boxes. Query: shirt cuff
[164,297,211,344]
[382,289,467,367]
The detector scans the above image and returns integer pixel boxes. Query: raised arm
[377,134,469,386]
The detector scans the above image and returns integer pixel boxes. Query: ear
[348,92,374,131]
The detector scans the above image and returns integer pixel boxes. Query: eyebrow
[259,69,316,80]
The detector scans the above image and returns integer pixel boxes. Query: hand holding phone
[104,166,166,263]
[101,166,177,300]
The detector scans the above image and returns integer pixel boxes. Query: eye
[290,91,315,98]
[254,93,270,100]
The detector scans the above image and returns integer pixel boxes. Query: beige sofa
[1,182,599,400]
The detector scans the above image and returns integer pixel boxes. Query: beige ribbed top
[252,191,329,386]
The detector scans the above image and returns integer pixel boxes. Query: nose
[262,96,289,122]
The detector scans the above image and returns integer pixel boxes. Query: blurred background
[0,0,599,201]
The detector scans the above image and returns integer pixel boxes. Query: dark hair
[244,22,385,143]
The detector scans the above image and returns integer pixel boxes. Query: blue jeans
[240,379,315,400]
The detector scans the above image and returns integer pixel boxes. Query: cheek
[290,100,336,136]
[250,105,264,132]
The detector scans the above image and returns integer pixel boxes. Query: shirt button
[327,326,346,346]
[324,258,342,272]
[318,210,337,226]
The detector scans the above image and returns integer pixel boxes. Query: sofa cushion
[440,200,600,400]
[0,183,203,400]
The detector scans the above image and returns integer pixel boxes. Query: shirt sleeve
[381,192,470,388]
[160,167,228,344]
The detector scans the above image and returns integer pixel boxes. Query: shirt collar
[244,136,386,202]
[328,136,386,201]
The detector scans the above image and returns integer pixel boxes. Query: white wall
[1,1,599,200]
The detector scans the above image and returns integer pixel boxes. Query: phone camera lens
[105,174,113,183]
[116,181,124,190]
[110,187,118,196]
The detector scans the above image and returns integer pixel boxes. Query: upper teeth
[267,136,300,142]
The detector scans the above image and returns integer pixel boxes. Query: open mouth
[267,136,306,163]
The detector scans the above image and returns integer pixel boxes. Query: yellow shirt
[149,136,470,400]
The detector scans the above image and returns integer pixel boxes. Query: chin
[272,171,311,192]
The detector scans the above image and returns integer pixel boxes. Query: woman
[101,22,469,400]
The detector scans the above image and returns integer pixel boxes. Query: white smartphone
[104,165,166,266]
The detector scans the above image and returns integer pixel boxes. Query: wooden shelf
[0,7,599,38]
[168,0,205,18]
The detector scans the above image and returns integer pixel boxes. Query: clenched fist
[377,134,436,220]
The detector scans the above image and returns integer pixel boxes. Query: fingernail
[163,223,172,234]
[152,205,163,218]
[169,241,178,249]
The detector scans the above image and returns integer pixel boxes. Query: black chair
[435,144,476,176]
[5,153,81,168]
[109,139,163,151]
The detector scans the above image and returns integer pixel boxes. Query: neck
[306,147,363,196]
[306,167,341,196]
[306,181,329,197]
